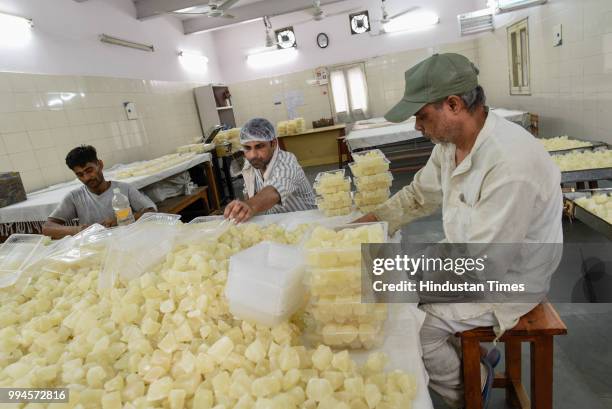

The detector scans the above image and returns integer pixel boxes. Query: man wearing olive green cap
[356,53,563,408]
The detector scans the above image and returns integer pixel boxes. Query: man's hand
[224,200,255,224]
[352,212,379,224]
[101,217,117,228]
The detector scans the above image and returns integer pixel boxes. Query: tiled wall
[0,73,204,192]
[229,39,479,128]
[476,0,612,143]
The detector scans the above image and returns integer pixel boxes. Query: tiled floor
[301,163,612,409]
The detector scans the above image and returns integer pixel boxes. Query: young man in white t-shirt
[42,145,156,239]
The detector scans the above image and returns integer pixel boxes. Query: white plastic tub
[225,241,306,326]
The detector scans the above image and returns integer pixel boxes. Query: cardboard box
[0,172,27,208]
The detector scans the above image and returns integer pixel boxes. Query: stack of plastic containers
[226,241,306,327]
[350,149,393,213]
[313,169,353,216]
[303,222,388,349]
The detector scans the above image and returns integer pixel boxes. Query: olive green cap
[384,53,480,123]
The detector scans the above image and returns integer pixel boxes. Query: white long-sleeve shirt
[373,111,563,334]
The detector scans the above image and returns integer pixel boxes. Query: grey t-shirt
[49,181,157,225]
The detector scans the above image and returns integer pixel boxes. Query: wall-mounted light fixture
[0,11,33,47]
[178,50,209,72]
[178,50,209,64]
[99,34,154,52]
[383,10,440,34]
[246,47,298,69]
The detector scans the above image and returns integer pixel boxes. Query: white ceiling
[131,0,351,34]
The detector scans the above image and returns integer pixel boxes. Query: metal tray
[548,142,608,156]
[573,204,612,240]
[564,190,612,240]
[542,136,608,155]
[560,167,612,183]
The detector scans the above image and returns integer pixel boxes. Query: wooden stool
[458,303,567,409]
[336,136,352,169]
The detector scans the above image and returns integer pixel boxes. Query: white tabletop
[201,209,434,409]
[346,108,530,151]
[0,153,211,224]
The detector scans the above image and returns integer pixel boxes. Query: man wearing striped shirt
[224,118,316,223]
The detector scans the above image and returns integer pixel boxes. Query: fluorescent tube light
[99,34,154,52]
[383,11,440,34]
[0,11,33,47]
[178,50,209,72]
[247,47,297,69]
[494,0,547,13]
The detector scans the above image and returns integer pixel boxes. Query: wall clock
[317,32,329,48]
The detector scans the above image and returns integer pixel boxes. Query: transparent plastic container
[316,192,352,211]
[307,266,362,296]
[313,170,351,195]
[357,204,381,214]
[304,222,388,268]
[352,148,386,162]
[99,213,181,289]
[349,157,390,177]
[354,188,390,207]
[0,234,47,288]
[305,320,384,350]
[354,172,393,190]
[309,296,388,324]
[225,241,306,326]
[321,207,353,217]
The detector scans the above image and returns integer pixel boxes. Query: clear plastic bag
[99,213,181,289]
[0,234,47,288]
[173,216,234,246]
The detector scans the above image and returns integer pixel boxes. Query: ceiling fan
[172,0,240,19]
[293,0,359,26]
[372,0,419,35]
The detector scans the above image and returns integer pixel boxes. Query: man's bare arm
[245,186,281,214]
[42,218,86,240]
[134,207,156,220]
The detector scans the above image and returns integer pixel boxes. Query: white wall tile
[2,132,32,154]
[19,169,45,192]
[0,155,11,172]
[40,164,68,187]
[28,129,54,149]
[0,112,25,133]
[34,147,61,168]
[9,151,38,172]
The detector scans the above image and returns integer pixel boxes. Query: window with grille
[329,63,369,122]
[507,18,531,95]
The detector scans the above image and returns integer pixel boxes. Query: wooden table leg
[531,336,554,409]
[337,137,343,169]
[462,338,483,409]
[505,340,522,407]
[204,161,221,210]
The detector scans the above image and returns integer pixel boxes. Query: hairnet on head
[240,118,276,143]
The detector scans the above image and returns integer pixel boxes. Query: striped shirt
[244,150,317,214]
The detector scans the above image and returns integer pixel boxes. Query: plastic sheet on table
[0,234,47,288]
[174,216,235,245]
[39,224,108,272]
[99,213,181,289]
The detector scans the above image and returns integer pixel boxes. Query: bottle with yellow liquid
[112,188,135,226]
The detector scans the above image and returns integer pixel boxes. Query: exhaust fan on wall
[458,8,494,36]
